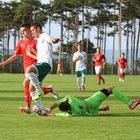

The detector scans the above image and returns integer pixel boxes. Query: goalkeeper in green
[45,86,140,117]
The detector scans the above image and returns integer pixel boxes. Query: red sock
[24,85,31,108]
[97,74,101,84]
[120,73,122,78]
[42,87,52,95]
[99,74,102,80]
[122,73,125,80]
[99,74,105,83]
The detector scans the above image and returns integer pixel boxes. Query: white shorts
[95,66,102,74]
[119,68,126,74]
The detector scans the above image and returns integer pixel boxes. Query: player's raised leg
[112,87,140,110]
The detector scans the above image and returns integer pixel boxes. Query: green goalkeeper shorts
[85,91,107,115]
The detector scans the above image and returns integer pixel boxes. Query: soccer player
[45,86,140,117]
[93,47,106,85]
[118,53,127,82]
[72,43,87,91]
[25,23,60,111]
[0,23,57,114]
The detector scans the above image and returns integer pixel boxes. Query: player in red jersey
[0,23,58,114]
[93,47,106,85]
[118,53,127,82]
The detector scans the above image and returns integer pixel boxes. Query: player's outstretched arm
[50,103,57,110]
[46,103,58,113]
[52,38,61,44]
[46,112,55,116]
[0,54,18,67]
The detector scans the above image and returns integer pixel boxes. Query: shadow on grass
[99,112,140,117]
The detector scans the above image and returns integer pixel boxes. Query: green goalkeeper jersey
[55,91,107,117]
[55,96,88,116]
[54,88,133,117]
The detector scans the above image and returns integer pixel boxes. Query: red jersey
[14,38,37,71]
[118,58,127,69]
[93,53,105,66]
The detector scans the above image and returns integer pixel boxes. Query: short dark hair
[122,53,125,56]
[58,100,71,112]
[20,23,30,29]
[76,42,82,47]
[31,23,42,30]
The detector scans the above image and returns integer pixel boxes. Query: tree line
[0,0,140,74]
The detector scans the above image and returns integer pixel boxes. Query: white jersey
[36,33,53,69]
[73,51,87,71]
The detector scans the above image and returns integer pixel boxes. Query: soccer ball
[32,106,47,116]
[32,105,40,113]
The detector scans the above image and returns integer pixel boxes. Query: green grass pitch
[0,74,140,140]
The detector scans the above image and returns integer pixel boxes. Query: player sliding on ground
[44,86,140,116]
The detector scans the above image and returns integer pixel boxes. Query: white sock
[25,72,42,92]
[77,77,81,89]
[34,99,44,110]
[81,74,86,86]
[30,91,44,110]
